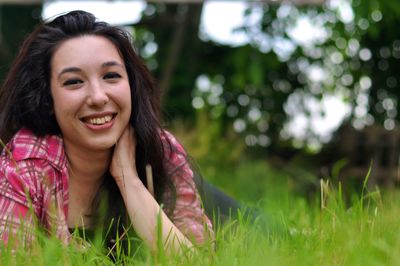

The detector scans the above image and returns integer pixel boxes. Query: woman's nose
[86,82,109,106]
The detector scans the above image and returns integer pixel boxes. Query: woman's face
[50,35,132,153]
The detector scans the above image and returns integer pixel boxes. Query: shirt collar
[10,128,67,172]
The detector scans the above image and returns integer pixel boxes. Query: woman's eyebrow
[57,61,123,78]
[58,67,81,78]
[101,61,124,68]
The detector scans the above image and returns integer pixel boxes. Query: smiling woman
[0,10,213,252]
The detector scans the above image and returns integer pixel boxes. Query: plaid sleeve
[0,157,46,244]
[162,131,213,244]
[0,157,69,245]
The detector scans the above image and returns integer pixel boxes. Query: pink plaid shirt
[0,128,212,245]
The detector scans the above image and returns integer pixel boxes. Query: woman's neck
[64,141,112,185]
[64,140,112,228]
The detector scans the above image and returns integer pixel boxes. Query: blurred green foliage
[170,109,300,205]
[132,1,400,154]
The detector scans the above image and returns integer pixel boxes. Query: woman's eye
[63,79,82,86]
[104,72,121,80]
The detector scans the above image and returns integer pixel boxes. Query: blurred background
[1,0,399,205]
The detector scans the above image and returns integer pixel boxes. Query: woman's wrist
[115,170,145,198]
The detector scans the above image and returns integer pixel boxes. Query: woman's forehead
[51,35,125,73]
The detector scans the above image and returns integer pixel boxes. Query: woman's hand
[109,126,193,253]
[110,126,138,189]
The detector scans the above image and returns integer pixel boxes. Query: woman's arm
[0,158,69,246]
[110,126,193,253]
[0,190,34,245]
[161,131,214,244]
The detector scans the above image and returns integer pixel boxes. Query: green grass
[2,159,400,265]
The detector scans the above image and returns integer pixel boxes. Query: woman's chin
[83,138,118,152]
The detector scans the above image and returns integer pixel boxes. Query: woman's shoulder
[0,129,67,206]
[160,130,186,156]
[159,130,193,180]
[3,128,67,171]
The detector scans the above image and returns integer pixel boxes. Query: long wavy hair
[0,11,177,238]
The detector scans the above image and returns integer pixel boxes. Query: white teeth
[88,115,112,125]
